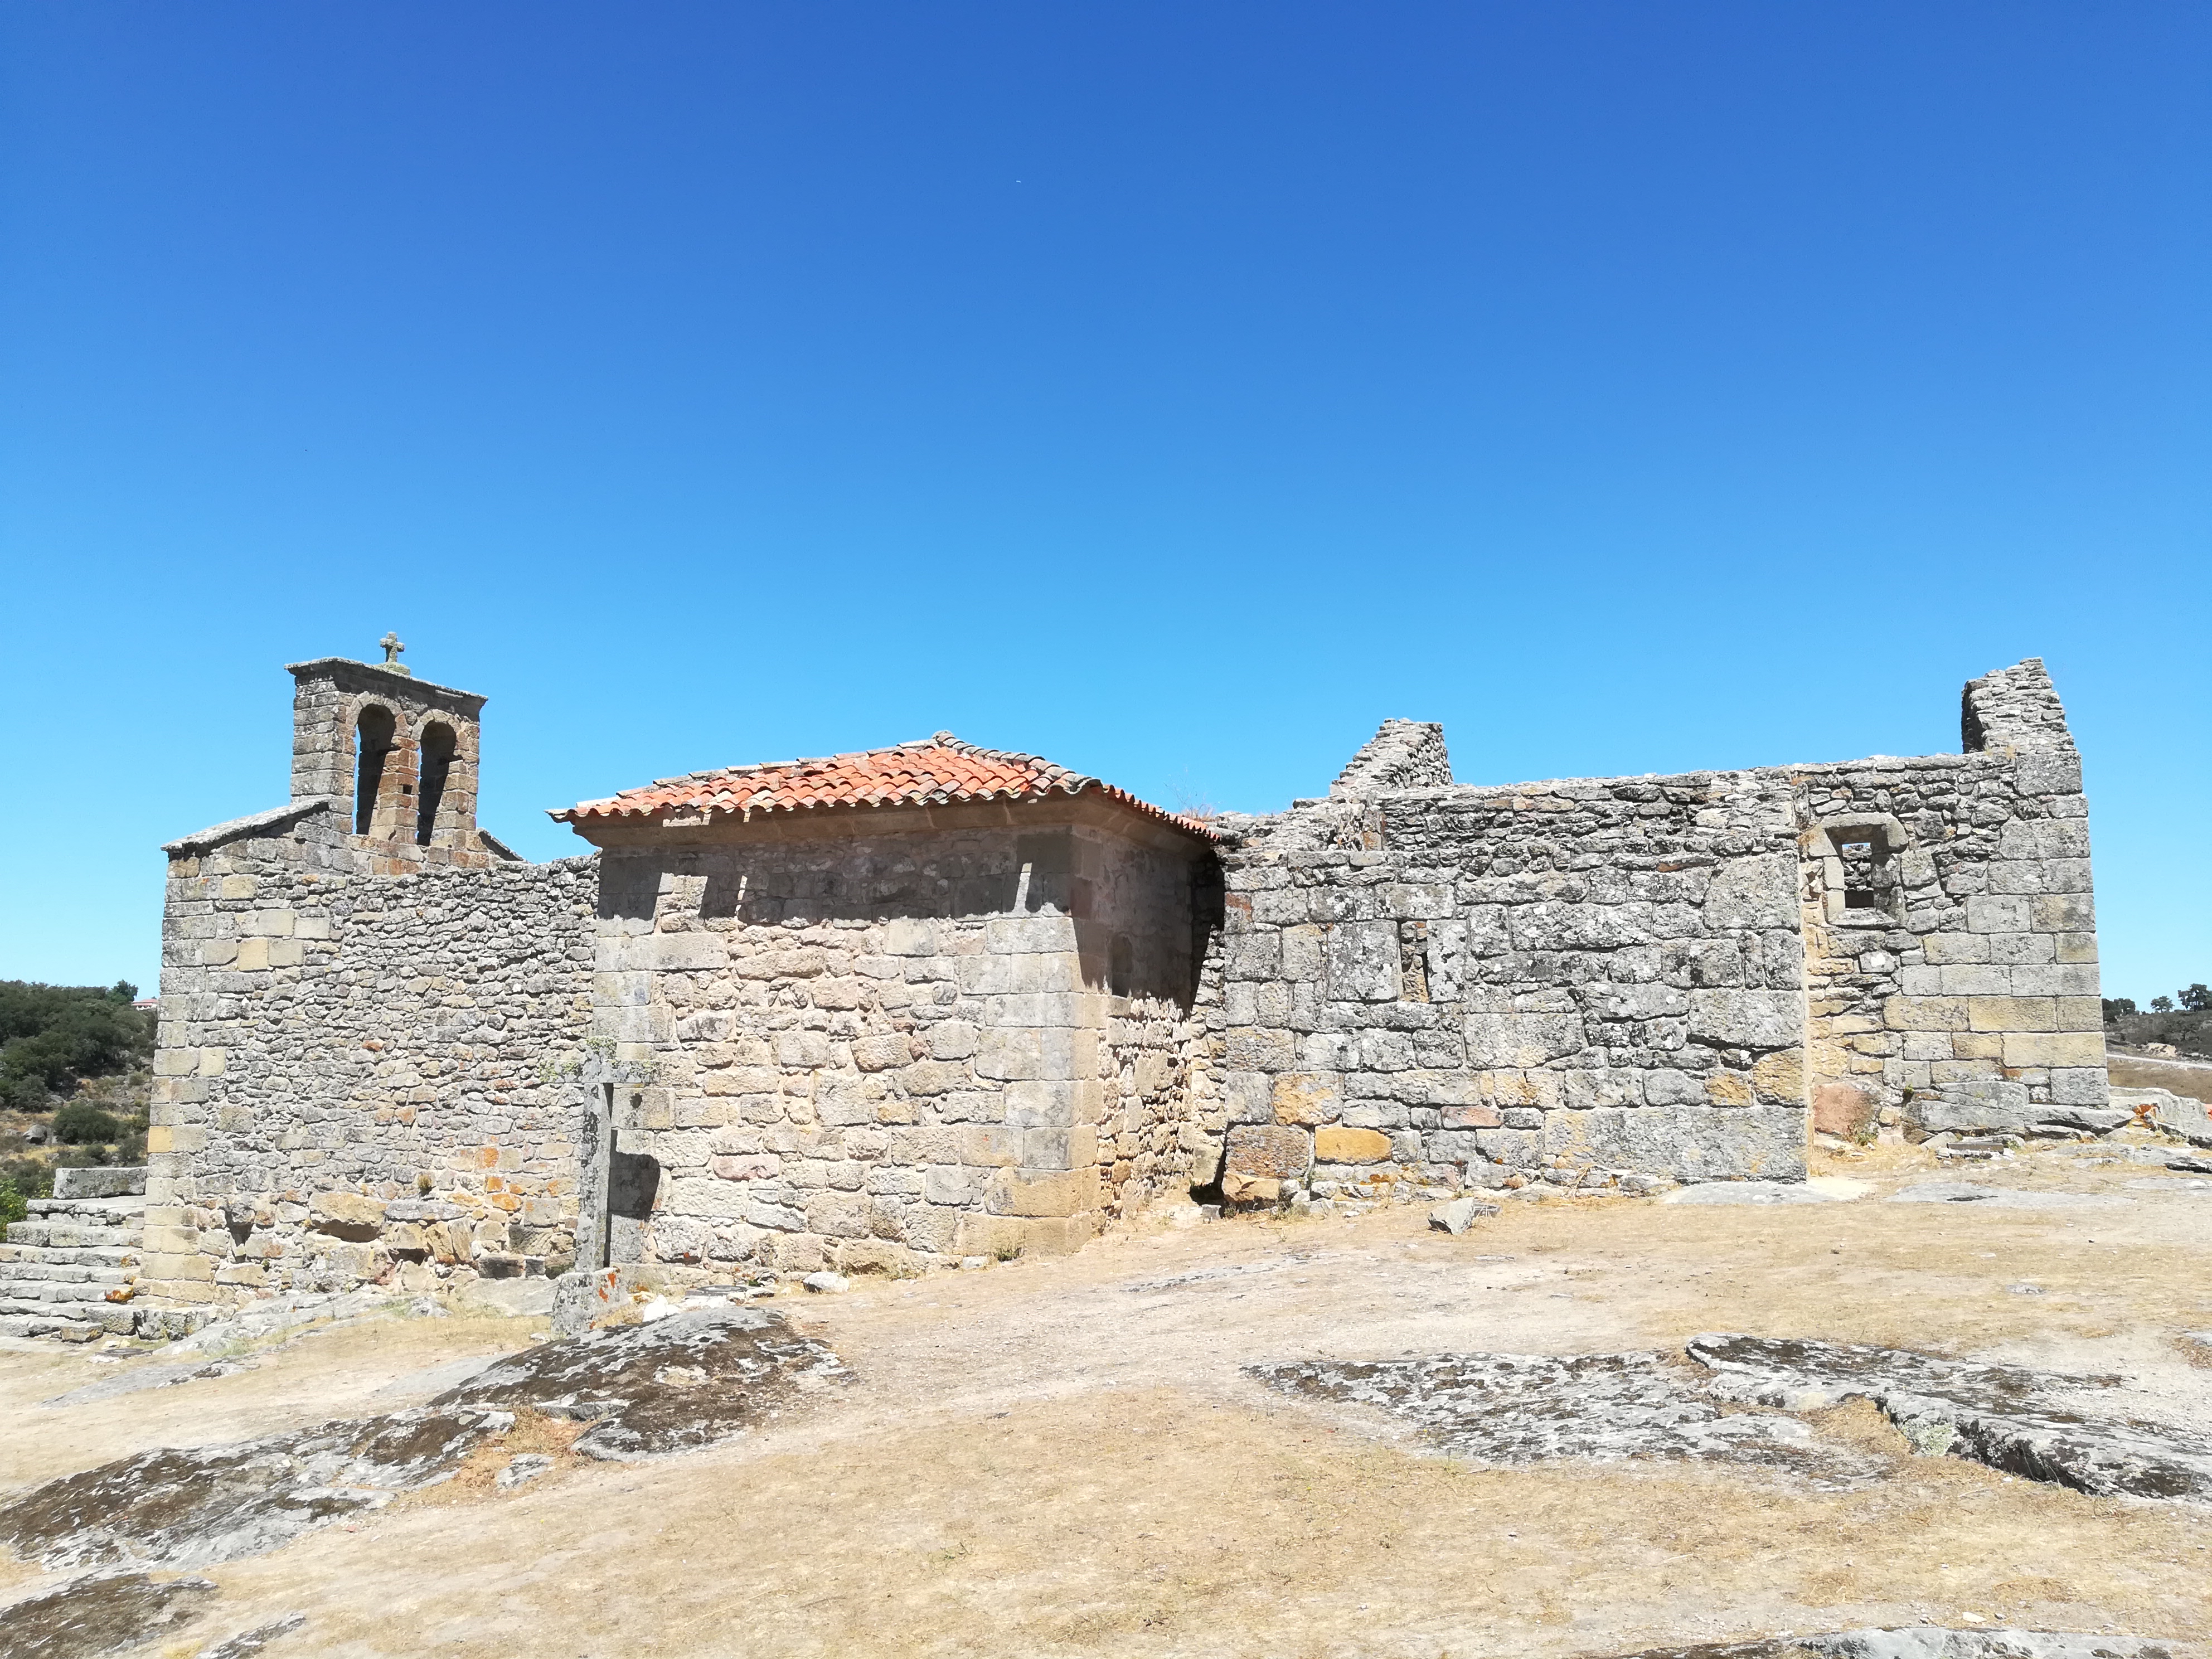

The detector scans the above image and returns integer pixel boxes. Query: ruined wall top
[1328,720,1453,798]
[1961,658,2074,755]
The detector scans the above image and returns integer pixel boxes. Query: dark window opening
[355,705,395,836]
[1108,934,1134,997]
[1836,836,1899,918]
[416,721,456,846]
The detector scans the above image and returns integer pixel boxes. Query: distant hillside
[2104,987,2212,1063]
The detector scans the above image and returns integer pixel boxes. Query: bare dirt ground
[2111,1052,2212,1104]
[4,1138,2211,1659]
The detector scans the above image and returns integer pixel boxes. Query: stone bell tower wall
[140,802,597,1311]
[140,652,595,1316]
[287,656,497,872]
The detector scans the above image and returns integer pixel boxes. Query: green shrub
[0,1156,52,1204]
[0,1180,26,1228]
[52,1103,125,1145]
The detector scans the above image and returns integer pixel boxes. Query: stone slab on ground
[0,1571,217,1659]
[1247,1351,1870,1480]
[2111,1086,2212,1147]
[197,1612,308,1658]
[1595,1629,2174,1659]
[40,1357,256,1410]
[1427,1195,1500,1233]
[429,1305,849,1460]
[0,1407,517,1570]
[1688,1333,2212,1501]
[159,1288,391,1356]
[1886,1183,2126,1210]
[1663,1182,1841,1207]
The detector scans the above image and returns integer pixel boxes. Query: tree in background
[2180,984,2212,1013]
[2103,997,2138,1021]
[0,981,154,1112]
[2151,996,2175,1013]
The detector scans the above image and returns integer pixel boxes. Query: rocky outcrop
[1248,1351,1869,1478]
[1688,1334,2212,1501]
[0,1307,848,1576]
[1253,1335,2212,1503]
[431,1304,850,1459]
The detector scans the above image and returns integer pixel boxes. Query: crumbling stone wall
[141,808,596,1308]
[1204,658,2105,1201]
[1800,659,2103,1136]
[578,813,1214,1280]
[1209,767,1810,1202]
[1330,719,1453,797]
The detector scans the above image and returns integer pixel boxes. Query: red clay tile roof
[551,733,1218,840]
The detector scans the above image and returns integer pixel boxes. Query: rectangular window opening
[1835,833,1899,919]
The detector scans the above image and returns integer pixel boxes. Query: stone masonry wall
[1209,765,1811,1202]
[583,814,1212,1282]
[1799,660,2103,1136]
[142,809,596,1309]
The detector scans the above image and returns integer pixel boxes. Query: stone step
[0,1259,135,1286]
[4,1223,143,1249]
[132,1304,215,1341]
[28,1195,148,1221]
[0,1312,103,1343]
[1,1282,135,1312]
[0,1243,140,1269]
[1,1292,135,1325]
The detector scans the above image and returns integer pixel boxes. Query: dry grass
[386,1407,587,1511]
[2109,1055,2211,1105]
[11,1141,2212,1656]
[187,1385,2212,1658]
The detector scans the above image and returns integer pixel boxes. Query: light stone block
[2000,1031,2103,1068]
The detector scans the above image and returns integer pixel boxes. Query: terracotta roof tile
[551,732,1217,840]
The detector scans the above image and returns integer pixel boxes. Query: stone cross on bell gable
[378,632,411,677]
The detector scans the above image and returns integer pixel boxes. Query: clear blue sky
[2,3,2205,1003]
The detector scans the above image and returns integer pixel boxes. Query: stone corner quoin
[135,652,2103,1308]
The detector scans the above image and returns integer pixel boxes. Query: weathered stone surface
[1811,1081,1876,1138]
[2030,1105,2131,1133]
[1220,1171,1280,1204]
[1224,1124,1310,1180]
[1313,1126,1391,1163]
[1427,1195,1498,1234]
[1910,1081,2031,1135]
[2112,1086,2212,1147]
[0,1572,219,1659]
[1689,1333,2212,1500]
[494,1453,553,1490]
[0,1407,516,1569]
[1663,1181,1836,1207]
[1270,1073,1340,1126]
[51,1167,147,1201]
[196,1613,308,1658]
[1248,1351,1861,1475]
[1593,1629,2172,1659]
[1886,1183,2123,1210]
[430,1306,848,1459]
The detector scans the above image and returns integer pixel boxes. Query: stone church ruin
[118,647,2106,1327]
